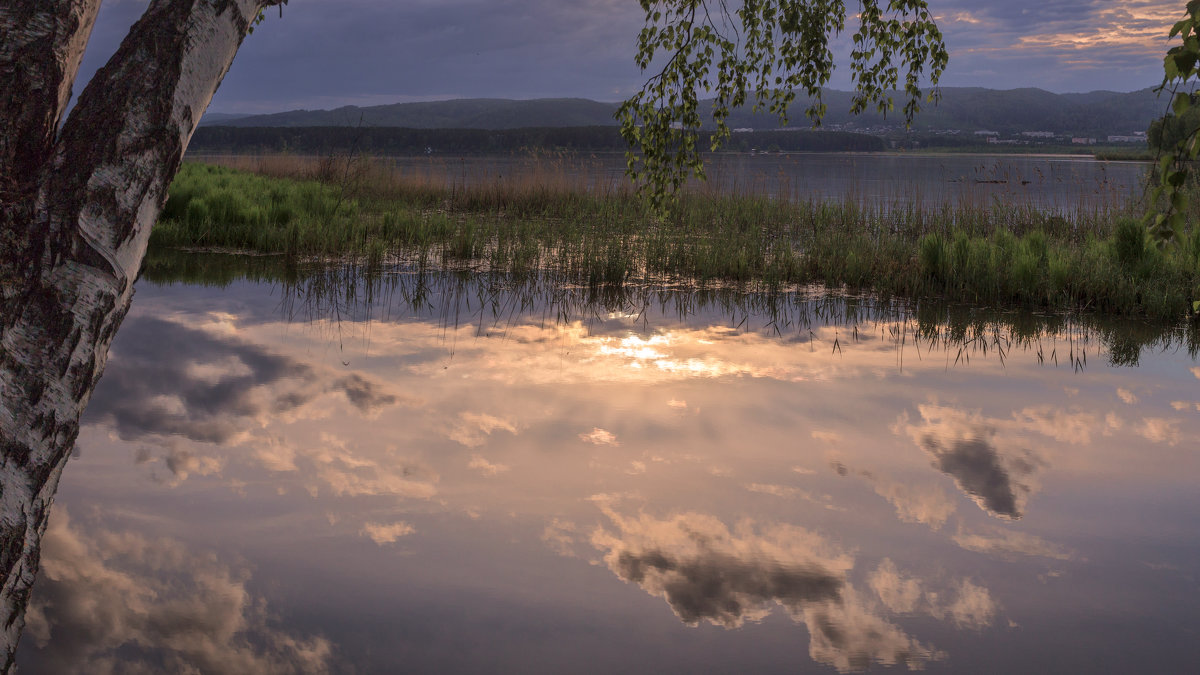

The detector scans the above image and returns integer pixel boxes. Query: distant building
[974,130,999,136]
[732,128,755,133]
[1107,135,1145,143]
[1021,131,1055,138]
[1071,137,1097,145]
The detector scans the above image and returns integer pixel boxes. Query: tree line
[187,125,885,156]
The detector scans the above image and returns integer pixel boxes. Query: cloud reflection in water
[588,503,953,672]
[23,509,332,674]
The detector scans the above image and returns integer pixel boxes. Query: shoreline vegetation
[149,155,1200,321]
[188,124,1147,159]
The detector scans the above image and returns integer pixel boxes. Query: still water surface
[15,264,1200,673]
[384,152,1148,213]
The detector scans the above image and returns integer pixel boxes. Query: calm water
[15,264,1200,673]
[384,152,1148,213]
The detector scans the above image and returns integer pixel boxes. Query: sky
[77,1,1183,114]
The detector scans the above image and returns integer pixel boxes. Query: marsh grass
[150,156,1200,319]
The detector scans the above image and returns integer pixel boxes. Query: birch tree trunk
[0,1,282,667]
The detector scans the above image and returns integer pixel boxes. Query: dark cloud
[85,316,312,444]
[924,436,1023,518]
[335,373,397,414]
[591,507,943,671]
[74,0,1169,116]
[615,549,842,626]
[904,406,1044,520]
[928,0,1171,90]
[84,316,399,446]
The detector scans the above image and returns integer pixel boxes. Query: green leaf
[620,0,947,211]
[1174,92,1192,116]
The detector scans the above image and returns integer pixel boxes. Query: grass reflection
[139,249,1200,370]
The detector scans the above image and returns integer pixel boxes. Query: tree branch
[0,0,102,187]
[45,0,274,284]
[0,0,280,663]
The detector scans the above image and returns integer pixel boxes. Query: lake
[378,152,1149,213]
[15,259,1199,673]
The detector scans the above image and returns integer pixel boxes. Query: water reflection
[590,502,948,671]
[904,405,1043,520]
[8,256,1200,672]
[24,508,332,674]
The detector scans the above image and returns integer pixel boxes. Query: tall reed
[151,156,1200,320]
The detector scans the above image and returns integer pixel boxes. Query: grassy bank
[150,156,1200,319]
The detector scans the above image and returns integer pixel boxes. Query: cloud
[868,559,998,629]
[745,483,800,498]
[84,316,403,450]
[448,412,519,447]
[1136,418,1181,445]
[579,428,620,446]
[591,508,849,628]
[1170,401,1200,412]
[953,527,1074,561]
[865,476,956,530]
[811,430,841,443]
[927,0,1175,89]
[308,436,438,500]
[86,315,435,501]
[334,373,399,415]
[1117,388,1138,405]
[800,585,945,673]
[85,316,312,445]
[359,521,416,545]
[162,446,225,485]
[254,435,300,473]
[23,508,332,674]
[541,518,580,557]
[1011,407,1098,445]
[84,0,1170,123]
[926,436,1027,518]
[901,405,1044,520]
[947,579,999,630]
[467,454,510,476]
[590,507,943,671]
[834,462,957,530]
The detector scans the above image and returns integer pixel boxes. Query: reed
[150,156,1200,320]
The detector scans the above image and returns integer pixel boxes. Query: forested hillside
[204,88,1165,137]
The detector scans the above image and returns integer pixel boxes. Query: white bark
[0,0,283,668]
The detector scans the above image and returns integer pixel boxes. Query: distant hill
[214,98,619,129]
[731,87,1165,137]
[198,112,252,125]
[187,126,886,155]
[209,88,1166,138]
